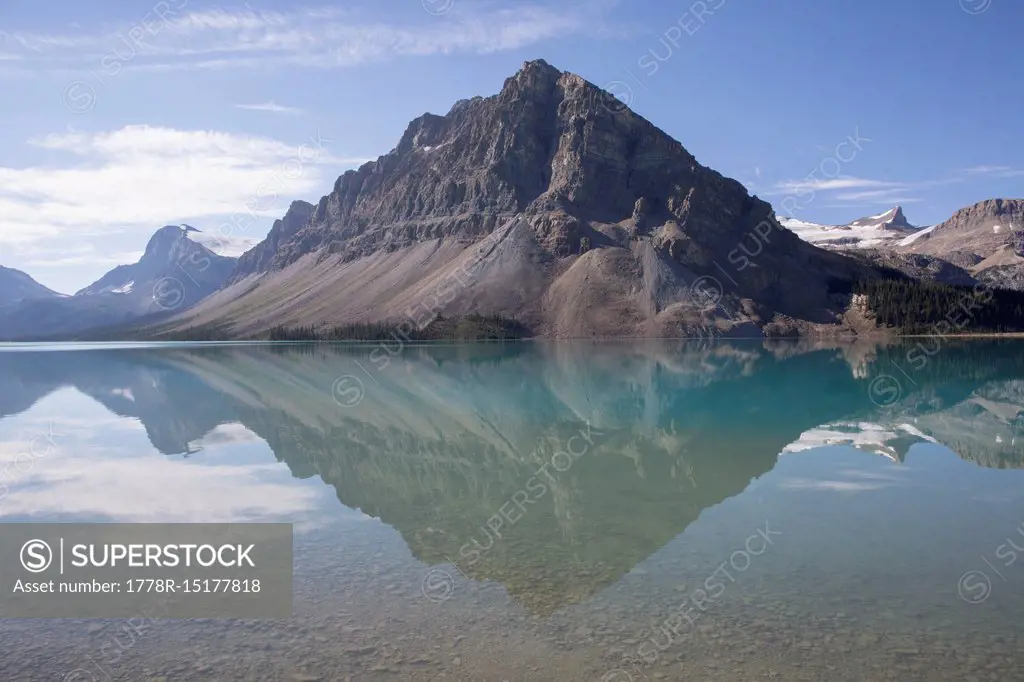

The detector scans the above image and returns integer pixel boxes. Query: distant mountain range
[781,199,1024,290]
[1,59,1022,340]
[780,206,920,250]
[0,225,235,341]
[0,266,61,307]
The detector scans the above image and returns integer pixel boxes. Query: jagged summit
[781,205,920,250]
[177,59,882,338]
[848,206,914,231]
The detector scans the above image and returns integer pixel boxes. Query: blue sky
[1,0,1021,293]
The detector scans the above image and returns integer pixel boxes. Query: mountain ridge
[780,205,921,250]
[0,225,236,341]
[0,266,62,306]
[166,59,885,339]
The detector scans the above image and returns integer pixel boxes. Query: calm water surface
[0,340,1022,681]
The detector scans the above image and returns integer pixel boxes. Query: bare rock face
[195,59,884,337]
[844,249,977,286]
[904,199,1024,260]
[232,200,315,281]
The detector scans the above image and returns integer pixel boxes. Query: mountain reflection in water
[1,339,1022,681]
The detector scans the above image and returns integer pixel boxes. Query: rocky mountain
[230,201,315,282]
[77,225,235,300]
[0,266,61,306]
[841,249,978,286]
[900,198,1024,276]
[169,59,885,339]
[0,225,236,340]
[780,206,922,250]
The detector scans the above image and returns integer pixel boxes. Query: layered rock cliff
[175,59,883,338]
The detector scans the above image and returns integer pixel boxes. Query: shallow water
[0,339,1022,681]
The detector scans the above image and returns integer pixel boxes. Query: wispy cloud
[0,3,616,75]
[965,165,1013,174]
[767,175,974,208]
[234,101,302,114]
[770,177,895,194]
[963,165,1024,178]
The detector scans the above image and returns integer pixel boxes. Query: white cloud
[780,479,891,492]
[189,231,262,258]
[963,165,1024,178]
[0,124,367,249]
[234,101,303,114]
[964,165,1012,174]
[0,453,322,523]
[0,3,614,75]
[772,177,894,193]
[770,174,967,206]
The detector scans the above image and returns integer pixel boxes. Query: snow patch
[782,215,917,249]
[111,280,134,294]
[866,208,896,221]
[898,225,936,246]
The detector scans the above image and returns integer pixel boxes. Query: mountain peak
[172,57,886,339]
[518,58,560,76]
[499,58,564,101]
[144,225,192,260]
[847,206,914,231]
[889,206,909,226]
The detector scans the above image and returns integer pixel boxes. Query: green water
[0,340,1022,681]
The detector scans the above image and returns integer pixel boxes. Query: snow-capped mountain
[779,206,925,249]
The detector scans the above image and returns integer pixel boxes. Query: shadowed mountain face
[3,341,1024,613]
[0,226,236,341]
[0,266,60,306]
[172,59,883,338]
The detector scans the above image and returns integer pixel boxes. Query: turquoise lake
[0,340,1022,681]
